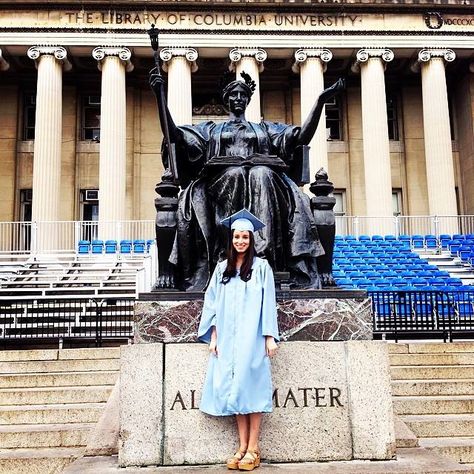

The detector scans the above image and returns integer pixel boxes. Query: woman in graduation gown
[150,68,344,291]
[198,209,279,471]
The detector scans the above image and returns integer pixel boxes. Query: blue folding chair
[133,239,146,254]
[105,240,117,254]
[146,239,155,252]
[91,240,104,254]
[359,235,371,242]
[345,235,357,241]
[78,240,90,254]
[120,239,132,254]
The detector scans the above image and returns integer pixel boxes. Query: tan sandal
[226,449,246,470]
[238,450,261,471]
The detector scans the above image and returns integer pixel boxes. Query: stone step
[419,437,474,464]
[0,358,120,374]
[0,370,118,388]
[390,353,474,366]
[0,347,120,362]
[393,395,474,415]
[389,343,474,354]
[64,448,474,473]
[0,403,105,425]
[391,366,474,380]
[0,423,93,449]
[0,446,82,474]
[0,385,113,405]
[392,379,474,397]
[402,414,474,438]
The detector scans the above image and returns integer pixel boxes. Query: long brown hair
[222,230,256,283]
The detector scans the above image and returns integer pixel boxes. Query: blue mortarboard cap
[220,209,265,233]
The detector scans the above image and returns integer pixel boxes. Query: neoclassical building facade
[0,0,472,229]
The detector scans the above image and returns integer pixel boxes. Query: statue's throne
[153,145,336,290]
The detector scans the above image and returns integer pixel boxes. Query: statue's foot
[154,273,176,290]
[320,273,336,288]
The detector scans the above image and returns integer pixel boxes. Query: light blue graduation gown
[198,257,279,416]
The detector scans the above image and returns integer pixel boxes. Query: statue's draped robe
[167,119,324,290]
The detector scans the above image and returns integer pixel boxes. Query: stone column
[229,48,267,123]
[352,48,394,233]
[27,46,71,252]
[159,47,198,126]
[416,49,458,223]
[292,48,332,175]
[92,47,133,239]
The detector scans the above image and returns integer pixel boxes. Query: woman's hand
[265,336,278,358]
[209,327,218,357]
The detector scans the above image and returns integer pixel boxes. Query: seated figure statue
[150,69,344,291]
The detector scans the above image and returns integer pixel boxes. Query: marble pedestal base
[135,290,371,343]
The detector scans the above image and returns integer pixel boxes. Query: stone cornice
[351,48,394,73]
[292,48,332,73]
[27,45,71,71]
[92,46,134,72]
[159,47,198,73]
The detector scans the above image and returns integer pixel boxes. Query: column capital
[159,47,198,73]
[27,45,71,71]
[92,46,134,72]
[292,48,332,73]
[351,48,394,73]
[0,49,9,71]
[411,48,455,73]
[229,47,267,72]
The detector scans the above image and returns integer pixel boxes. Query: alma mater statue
[150,69,344,291]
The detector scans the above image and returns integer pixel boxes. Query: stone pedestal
[119,340,395,467]
[134,289,371,343]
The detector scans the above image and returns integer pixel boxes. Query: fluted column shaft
[160,48,198,126]
[293,49,332,175]
[28,48,67,223]
[93,47,132,236]
[229,48,267,123]
[355,49,394,222]
[419,50,457,218]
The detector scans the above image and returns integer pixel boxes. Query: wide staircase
[390,342,474,470]
[0,347,120,473]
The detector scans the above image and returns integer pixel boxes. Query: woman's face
[227,86,250,114]
[233,230,250,254]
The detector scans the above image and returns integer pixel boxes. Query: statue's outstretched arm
[297,78,345,146]
[149,68,181,144]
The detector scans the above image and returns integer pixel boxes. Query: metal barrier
[0,220,155,254]
[335,215,474,237]
[370,289,474,342]
[0,297,135,346]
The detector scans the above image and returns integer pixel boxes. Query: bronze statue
[150,67,344,291]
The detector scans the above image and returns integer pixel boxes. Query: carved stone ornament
[27,46,71,71]
[229,47,267,72]
[411,48,456,73]
[418,48,456,63]
[159,47,199,73]
[292,48,333,73]
[351,48,394,73]
[92,46,134,72]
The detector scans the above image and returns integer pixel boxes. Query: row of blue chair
[77,239,154,255]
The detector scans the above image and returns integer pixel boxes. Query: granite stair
[390,342,474,467]
[0,347,120,473]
